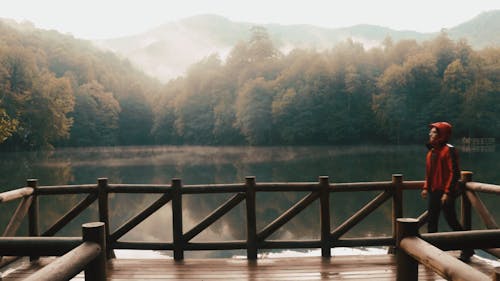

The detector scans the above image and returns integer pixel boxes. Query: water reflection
[0,145,498,258]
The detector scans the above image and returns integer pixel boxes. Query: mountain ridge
[94,11,499,82]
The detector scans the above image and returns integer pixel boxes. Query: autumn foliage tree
[1,20,499,149]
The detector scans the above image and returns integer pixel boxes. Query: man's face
[429,127,438,143]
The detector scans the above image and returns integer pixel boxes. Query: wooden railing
[396,218,500,281]
[0,171,498,268]
[0,222,106,281]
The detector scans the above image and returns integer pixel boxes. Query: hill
[0,19,161,148]
[448,10,500,49]
[96,11,500,82]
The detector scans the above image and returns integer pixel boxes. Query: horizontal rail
[0,180,438,197]
[108,184,171,193]
[332,237,394,247]
[113,241,174,250]
[329,182,393,192]
[0,237,81,256]
[400,236,489,281]
[421,229,500,250]
[466,182,500,194]
[112,236,396,252]
[2,222,106,281]
[182,184,246,194]
[263,237,394,249]
[185,242,247,250]
[23,241,101,281]
[401,181,425,190]
[5,180,495,196]
[37,185,96,195]
[0,187,33,203]
[256,183,320,192]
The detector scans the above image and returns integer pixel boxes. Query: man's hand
[441,193,449,204]
[421,189,428,199]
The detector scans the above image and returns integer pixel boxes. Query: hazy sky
[1,0,499,39]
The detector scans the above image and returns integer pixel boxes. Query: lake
[0,144,498,258]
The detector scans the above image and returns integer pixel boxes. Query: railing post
[391,174,403,253]
[319,176,331,258]
[82,222,107,281]
[27,179,39,262]
[172,178,184,260]
[396,218,419,281]
[492,267,500,281]
[97,178,114,258]
[460,171,473,231]
[245,176,257,260]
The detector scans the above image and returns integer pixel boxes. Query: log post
[245,176,257,260]
[82,222,107,281]
[396,218,419,281]
[319,176,331,258]
[27,179,39,262]
[390,174,403,253]
[97,178,114,258]
[460,171,473,231]
[171,178,184,260]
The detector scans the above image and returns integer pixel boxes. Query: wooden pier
[0,171,499,280]
[2,254,497,280]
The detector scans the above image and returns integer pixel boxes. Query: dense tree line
[0,21,161,149]
[1,22,499,149]
[153,27,500,145]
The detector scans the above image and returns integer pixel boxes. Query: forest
[1,22,499,149]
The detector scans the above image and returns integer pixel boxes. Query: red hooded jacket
[423,122,460,194]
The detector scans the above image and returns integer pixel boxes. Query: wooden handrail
[23,242,101,281]
[36,184,96,195]
[421,229,500,250]
[0,237,81,256]
[3,222,106,281]
[0,187,33,203]
[400,236,489,281]
[0,171,497,268]
[466,182,500,194]
[396,218,494,281]
[3,180,428,196]
[108,184,171,193]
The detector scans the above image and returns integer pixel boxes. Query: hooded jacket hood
[429,122,452,145]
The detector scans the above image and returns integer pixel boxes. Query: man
[421,121,474,262]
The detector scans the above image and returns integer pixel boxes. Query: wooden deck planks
[1,254,494,281]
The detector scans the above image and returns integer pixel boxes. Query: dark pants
[427,189,474,258]
[427,189,463,233]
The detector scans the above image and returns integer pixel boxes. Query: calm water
[0,145,498,258]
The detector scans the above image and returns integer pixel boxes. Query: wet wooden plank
[1,255,494,281]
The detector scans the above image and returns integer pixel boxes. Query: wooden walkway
[1,254,495,280]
